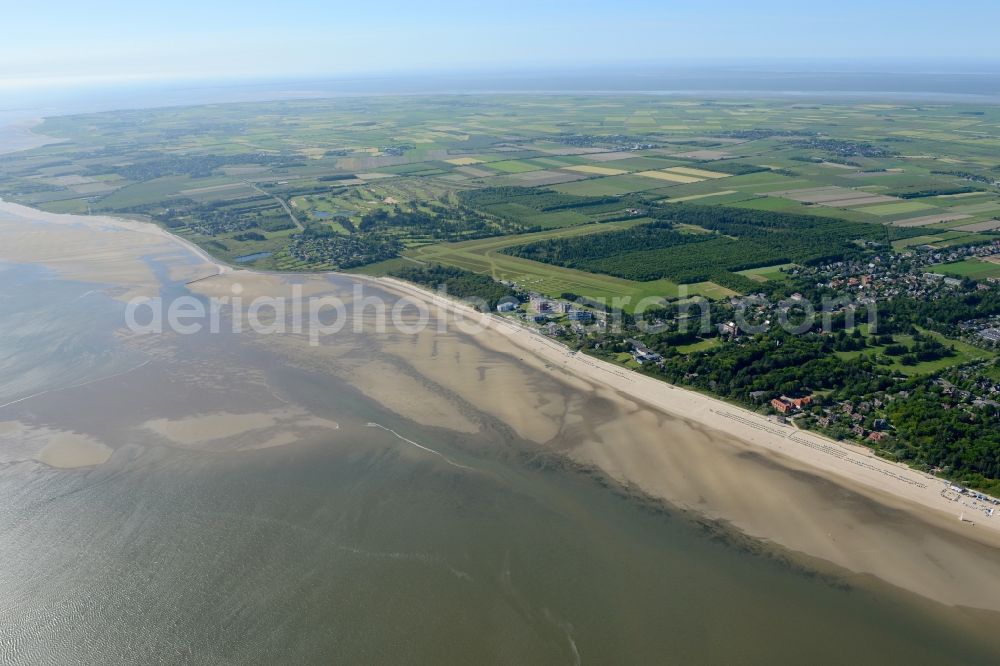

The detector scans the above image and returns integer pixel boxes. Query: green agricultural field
[892,231,992,250]
[930,258,1000,280]
[0,94,997,276]
[736,263,795,282]
[550,175,666,196]
[675,338,722,354]
[732,196,882,223]
[396,221,733,308]
[483,160,543,173]
[857,201,936,217]
[524,210,592,229]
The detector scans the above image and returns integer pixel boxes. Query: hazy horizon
[4,61,1000,128]
[4,0,1000,90]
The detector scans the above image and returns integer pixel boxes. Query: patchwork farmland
[1,95,998,300]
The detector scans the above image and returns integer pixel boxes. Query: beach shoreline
[370,275,1000,534]
[365,274,1000,610]
[0,119,64,155]
[3,198,1000,610]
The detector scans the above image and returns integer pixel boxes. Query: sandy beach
[358,276,1000,609]
[0,200,225,299]
[376,274,999,533]
[2,200,1000,612]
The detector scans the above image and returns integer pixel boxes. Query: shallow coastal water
[0,216,1000,663]
[0,263,138,406]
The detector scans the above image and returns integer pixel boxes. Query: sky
[3,0,999,89]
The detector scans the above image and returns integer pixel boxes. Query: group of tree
[877,289,1000,337]
[505,204,885,284]
[392,264,516,311]
[458,186,621,213]
[357,203,524,241]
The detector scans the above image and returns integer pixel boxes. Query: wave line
[366,422,476,471]
[0,359,152,411]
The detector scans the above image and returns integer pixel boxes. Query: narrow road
[244,180,303,231]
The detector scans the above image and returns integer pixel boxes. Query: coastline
[366,275,1000,609]
[0,119,63,155]
[3,198,1000,610]
[372,274,999,536]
